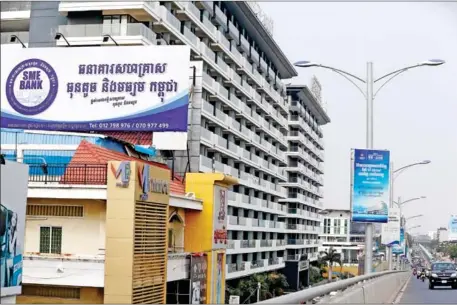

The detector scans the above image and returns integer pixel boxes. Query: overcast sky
[260,2,457,233]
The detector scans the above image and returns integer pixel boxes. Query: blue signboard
[392,228,405,255]
[351,149,391,223]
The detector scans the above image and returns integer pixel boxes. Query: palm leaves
[319,247,343,281]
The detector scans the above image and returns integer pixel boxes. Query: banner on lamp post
[350,149,391,223]
[381,206,401,246]
[392,228,405,255]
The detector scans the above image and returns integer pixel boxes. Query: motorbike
[420,273,426,282]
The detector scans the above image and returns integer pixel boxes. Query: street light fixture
[406,214,424,221]
[407,225,422,230]
[393,196,426,207]
[294,58,445,275]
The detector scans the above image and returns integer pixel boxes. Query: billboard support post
[364,62,374,276]
[350,146,390,275]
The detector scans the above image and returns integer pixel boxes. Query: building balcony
[287,131,323,162]
[227,191,287,216]
[59,1,160,23]
[22,252,189,287]
[279,193,322,208]
[198,155,287,198]
[56,23,158,46]
[283,163,324,186]
[227,216,286,232]
[1,31,29,46]
[1,1,30,25]
[226,257,285,280]
[286,147,323,174]
[227,239,287,254]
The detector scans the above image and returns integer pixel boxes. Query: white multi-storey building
[319,209,368,265]
[282,84,329,263]
[1,1,328,285]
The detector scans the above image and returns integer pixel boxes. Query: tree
[226,272,289,303]
[320,247,342,281]
[309,265,323,285]
[448,245,457,260]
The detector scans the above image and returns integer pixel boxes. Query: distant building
[437,227,449,243]
[427,231,438,240]
[319,209,381,265]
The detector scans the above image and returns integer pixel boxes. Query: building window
[27,205,83,217]
[39,226,62,254]
[22,285,80,299]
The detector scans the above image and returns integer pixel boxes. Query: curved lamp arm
[317,65,367,83]
[373,69,409,100]
[374,64,423,83]
[331,69,367,99]
[393,161,430,181]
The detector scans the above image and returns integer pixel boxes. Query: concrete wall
[319,272,410,303]
[25,198,105,256]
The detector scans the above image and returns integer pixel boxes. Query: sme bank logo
[138,164,169,200]
[110,161,131,188]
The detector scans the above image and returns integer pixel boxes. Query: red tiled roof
[62,140,185,195]
[100,131,153,145]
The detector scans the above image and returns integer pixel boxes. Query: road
[398,275,457,303]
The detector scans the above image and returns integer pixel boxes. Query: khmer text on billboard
[1,45,191,132]
[350,149,390,223]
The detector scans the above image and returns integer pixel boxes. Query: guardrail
[419,243,433,261]
[256,270,407,304]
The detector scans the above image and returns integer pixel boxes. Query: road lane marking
[393,274,412,304]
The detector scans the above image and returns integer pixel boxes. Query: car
[428,262,457,289]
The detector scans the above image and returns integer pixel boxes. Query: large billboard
[1,161,28,297]
[449,215,457,241]
[350,149,390,223]
[1,45,190,132]
[381,206,401,246]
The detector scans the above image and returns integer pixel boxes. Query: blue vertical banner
[448,215,457,241]
[392,228,405,255]
[350,149,391,223]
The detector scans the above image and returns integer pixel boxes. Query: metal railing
[28,163,108,185]
[256,270,407,304]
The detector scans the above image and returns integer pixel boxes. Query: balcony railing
[58,23,157,43]
[28,163,108,185]
[1,32,29,44]
[1,1,31,11]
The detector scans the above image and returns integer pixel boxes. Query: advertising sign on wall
[381,206,401,246]
[212,186,228,249]
[1,161,28,297]
[1,45,191,132]
[190,254,207,304]
[448,215,457,241]
[350,149,390,223]
[392,228,405,255]
[213,253,224,304]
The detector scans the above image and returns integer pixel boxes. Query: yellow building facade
[17,161,237,305]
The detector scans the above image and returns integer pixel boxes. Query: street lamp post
[386,160,430,270]
[393,197,426,269]
[294,59,445,275]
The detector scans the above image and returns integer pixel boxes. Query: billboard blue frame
[350,149,390,223]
